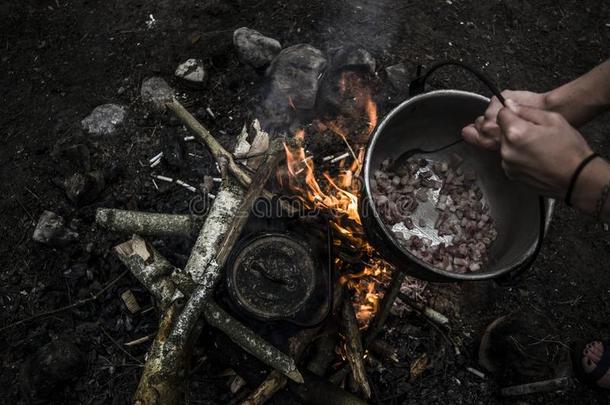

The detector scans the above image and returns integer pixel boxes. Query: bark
[97,208,204,237]
[114,235,183,310]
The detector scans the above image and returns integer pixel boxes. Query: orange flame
[282,73,390,327]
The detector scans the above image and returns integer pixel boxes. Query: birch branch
[132,143,289,404]
[114,236,301,382]
[97,209,204,238]
[166,98,252,188]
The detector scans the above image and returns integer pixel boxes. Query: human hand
[496,99,593,198]
[462,90,548,150]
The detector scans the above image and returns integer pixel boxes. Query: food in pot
[371,154,497,273]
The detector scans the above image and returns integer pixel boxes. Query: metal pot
[360,89,553,282]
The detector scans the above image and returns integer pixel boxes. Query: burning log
[364,268,405,347]
[329,268,405,386]
[97,208,204,238]
[340,293,371,399]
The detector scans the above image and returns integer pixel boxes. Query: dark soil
[1,0,609,404]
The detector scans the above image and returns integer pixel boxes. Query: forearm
[571,157,610,221]
[544,59,610,127]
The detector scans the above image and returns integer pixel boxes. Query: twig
[166,98,252,188]
[397,292,449,326]
[0,271,128,333]
[99,325,143,365]
[125,334,154,347]
[500,377,572,396]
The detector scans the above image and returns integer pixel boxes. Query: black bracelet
[564,152,600,206]
[596,180,610,221]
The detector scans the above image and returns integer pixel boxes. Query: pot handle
[409,60,506,103]
[409,60,546,285]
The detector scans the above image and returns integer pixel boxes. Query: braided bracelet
[565,152,600,206]
[596,180,610,221]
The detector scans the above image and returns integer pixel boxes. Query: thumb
[506,99,553,125]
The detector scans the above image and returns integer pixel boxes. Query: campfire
[281,70,392,328]
[93,45,440,405]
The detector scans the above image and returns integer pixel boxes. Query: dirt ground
[1,0,609,404]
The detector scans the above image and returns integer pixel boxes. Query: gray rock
[328,45,376,74]
[265,44,327,113]
[316,46,376,118]
[20,340,84,401]
[385,63,409,91]
[141,77,174,111]
[175,59,206,84]
[233,27,281,68]
[63,171,106,206]
[81,104,127,136]
[32,211,78,246]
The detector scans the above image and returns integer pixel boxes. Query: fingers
[461,124,500,150]
[484,96,504,121]
[497,104,532,144]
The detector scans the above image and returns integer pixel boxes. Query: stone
[141,76,174,111]
[81,104,127,136]
[63,171,106,206]
[32,211,79,246]
[175,58,206,84]
[265,44,327,114]
[50,143,91,173]
[315,46,375,120]
[327,45,376,74]
[233,27,281,68]
[385,63,410,91]
[19,340,85,401]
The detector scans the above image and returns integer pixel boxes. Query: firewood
[116,234,303,394]
[204,300,302,383]
[364,268,405,347]
[97,209,204,237]
[340,292,371,399]
[131,142,290,405]
[241,280,346,405]
[330,268,405,386]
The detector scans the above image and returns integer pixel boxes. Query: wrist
[570,157,610,214]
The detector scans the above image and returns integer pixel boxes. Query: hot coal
[372,154,498,273]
